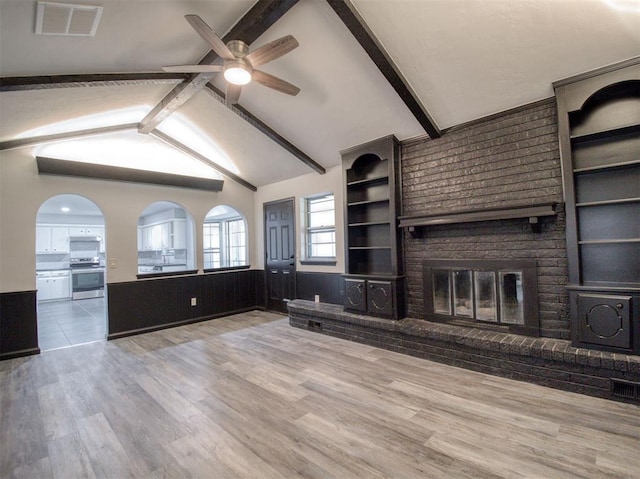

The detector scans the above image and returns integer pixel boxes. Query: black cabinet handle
[617,303,624,310]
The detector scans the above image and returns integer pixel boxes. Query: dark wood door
[264,199,296,313]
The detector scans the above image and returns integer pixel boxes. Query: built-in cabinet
[36,226,70,253]
[37,225,105,254]
[137,219,185,251]
[36,270,71,301]
[555,59,640,354]
[342,135,404,319]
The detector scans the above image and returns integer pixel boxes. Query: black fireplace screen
[423,259,539,336]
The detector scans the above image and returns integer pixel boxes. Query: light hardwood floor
[1,310,639,479]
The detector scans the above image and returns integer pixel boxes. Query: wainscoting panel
[0,290,39,359]
[295,271,344,305]
[107,269,262,339]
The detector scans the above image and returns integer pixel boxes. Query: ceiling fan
[163,14,300,105]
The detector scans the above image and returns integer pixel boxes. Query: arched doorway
[36,194,107,350]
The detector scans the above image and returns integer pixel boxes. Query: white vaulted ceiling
[1,0,638,188]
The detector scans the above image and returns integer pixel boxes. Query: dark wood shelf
[346,175,389,187]
[348,246,392,250]
[576,197,640,207]
[347,198,390,207]
[398,202,557,233]
[570,123,640,145]
[579,238,640,245]
[573,159,640,174]
[348,221,390,227]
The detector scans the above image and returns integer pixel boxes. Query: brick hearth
[288,299,640,403]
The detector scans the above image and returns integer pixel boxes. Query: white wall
[0,147,256,293]
[253,165,344,274]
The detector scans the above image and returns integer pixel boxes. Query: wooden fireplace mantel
[398,202,558,236]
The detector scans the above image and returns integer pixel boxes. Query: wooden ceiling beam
[0,123,138,151]
[137,0,300,134]
[203,83,326,174]
[150,129,257,191]
[0,73,185,92]
[326,0,441,139]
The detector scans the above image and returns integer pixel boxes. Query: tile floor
[37,297,106,351]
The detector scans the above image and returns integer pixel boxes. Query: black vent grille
[308,320,323,331]
[611,379,640,401]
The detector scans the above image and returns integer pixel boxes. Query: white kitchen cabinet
[50,227,69,252]
[69,226,103,237]
[36,226,69,253]
[36,226,51,253]
[36,271,70,301]
[50,273,70,299]
[36,276,52,301]
[171,219,186,249]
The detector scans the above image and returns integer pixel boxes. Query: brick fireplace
[288,97,640,402]
[401,98,569,340]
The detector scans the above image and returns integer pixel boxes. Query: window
[203,206,248,270]
[304,193,336,261]
[137,201,195,275]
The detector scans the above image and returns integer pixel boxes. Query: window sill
[203,265,250,274]
[300,259,337,266]
[136,269,198,280]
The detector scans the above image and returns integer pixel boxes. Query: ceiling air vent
[35,1,103,37]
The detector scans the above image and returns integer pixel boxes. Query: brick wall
[400,98,570,339]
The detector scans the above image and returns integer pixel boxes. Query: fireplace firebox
[423,259,540,336]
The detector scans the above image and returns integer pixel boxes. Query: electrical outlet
[314,294,320,303]
[191,297,197,306]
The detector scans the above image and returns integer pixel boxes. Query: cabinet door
[172,220,186,249]
[367,280,393,317]
[50,277,70,300]
[50,227,69,252]
[577,294,632,349]
[68,227,85,236]
[36,226,51,253]
[37,277,52,301]
[345,278,366,312]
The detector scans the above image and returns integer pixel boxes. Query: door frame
[263,197,296,312]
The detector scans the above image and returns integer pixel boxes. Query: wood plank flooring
[1,310,639,478]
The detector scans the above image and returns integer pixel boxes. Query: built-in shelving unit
[555,58,640,354]
[341,135,403,319]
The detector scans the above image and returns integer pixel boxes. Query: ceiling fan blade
[226,83,242,105]
[252,70,300,96]
[162,65,223,73]
[184,14,235,61]
[244,35,299,68]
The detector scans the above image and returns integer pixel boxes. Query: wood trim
[552,56,640,89]
[398,202,558,230]
[137,0,300,134]
[202,83,326,174]
[326,0,441,139]
[36,156,224,191]
[149,129,257,191]
[0,123,138,151]
[555,87,580,285]
[0,73,186,92]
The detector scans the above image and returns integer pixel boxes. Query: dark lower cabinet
[571,291,639,353]
[345,278,366,313]
[367,280,393,316]
[344,276,403,319]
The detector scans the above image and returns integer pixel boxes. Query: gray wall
[401,98,570,339]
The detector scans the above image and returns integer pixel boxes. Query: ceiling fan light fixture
[224,60,252,86]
